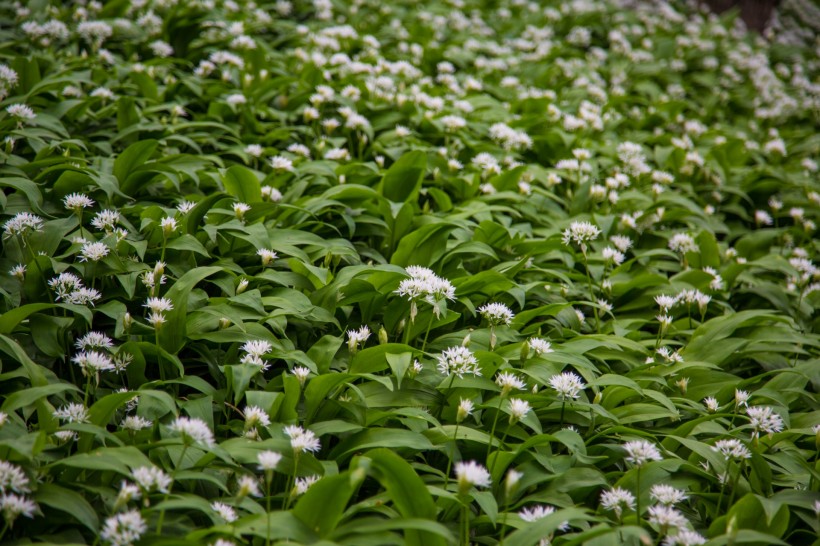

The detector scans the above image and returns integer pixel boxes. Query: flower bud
[378,325,388,345]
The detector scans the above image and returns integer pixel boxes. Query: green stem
[157,444,188,534]
[443,422,460,489]
[421,312,435,353]
[485,395,505,461]
[559,400,566,427]
[727,461,742,509]
[461,500,470,546]
[265,473,272,546]
[83,373,92,406]
[635,466,642,528]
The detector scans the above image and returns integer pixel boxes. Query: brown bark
[704,0,781,32]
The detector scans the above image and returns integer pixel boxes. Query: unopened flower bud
[219,317,231,329]
[122,312,132,331]
[378,325,388,345]
[236,278,249,294]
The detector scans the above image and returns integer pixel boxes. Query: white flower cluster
[395,265,456,321]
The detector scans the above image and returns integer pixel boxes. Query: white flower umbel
[0,461,30,494]
[495,372,525,395]
[549,372,585,401]
[712,439,751,461]
[647,505,688,530]
[454,460,491,493]
[100,510,146,546]
[662,529,706,546]
[169,416,215,447]
[285,425,321,454]
[527,337,553,355]
[745,406,784,439]
[650,484,688,505]
[508,398,531,424]
[0,493,37,526]
[600,487,636,521]
[257,451,282,471]
[437,346,480,379]
[211,501,237,523]
[132,466,172,494]
[478,302,514,350]
[562,220,600,254]
[623,439,662,524]
[346,325,370,355]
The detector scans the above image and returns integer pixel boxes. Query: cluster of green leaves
[0,0,818,545]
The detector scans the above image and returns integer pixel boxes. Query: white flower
[169,416,215,447]
[602,247,625,265]
[53,403,89,423]
[226,93,247,106]
[244,406,271,428]
[115,482,141,508]
[518,505,569,530]
[3,212,44,238]
[478,302,514,326]
[745,406,784,436]
[668,233,698,255]
[712,439,751,460]
[233,202,251,220]
[245,144,264,157]
[78,241,109,262]
[9,264,25,280]
[703,397,720,413]
[90,87,115,101]
[650,484,688,505]
[347,325,371,353]
[236,475,262,498]
[258,450,283,471]
[5,104,35,120]
[0,461,30,494]
[292,366,311,385]
[144,297,173,313]
[495,372,526,394]
[437,346,481,378]
[0,493,37,523]
[623,440,663,466]
[270,155,294,172]
[292,475,319,496]
[100,509,146,546]
[654,295,678,311]
[285,425,321,453]
[211,501,237,522]
[177,201,196,214]
[549,372,585,400]
[160,217,177,234]
[508,398,531,422]
[66,287,101,306]
[149,40,173,58]
[663,529,706,546]
[75,331,114,351]
[77,21,113,44]
[72,350,115,374]
[132,466,172,493]
[610,235,633,252]
[121,415,153,431]
[91,209,120,231]
[257,248,278,266]
[734,389,750,408]
[528,337,553,355]
[457,398,474,423]
[647,505,688,529]
[455,461,491,491]
[63,193,94,210]
[562,221,601,251]
[600,487,636,518]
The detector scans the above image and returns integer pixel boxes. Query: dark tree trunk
[704,0,781,31]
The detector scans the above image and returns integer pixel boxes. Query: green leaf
[293,470,364,537]
[222,164,262,203]
[381,150,427,203]
[114,139,158,185]
[364,449,446,546]
[35,483,99,532]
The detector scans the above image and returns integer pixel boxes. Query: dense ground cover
[0,0,818,545]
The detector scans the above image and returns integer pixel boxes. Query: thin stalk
[485,395,505,460]
[284,453,299,511]
[265,472,273,546]
[559,400,567,427]
[635,466,642,528]
[157,444,188,534]
[727,461,742,509]
[443,422,460,489]
[421,312,435,353]
[461,500,470,546]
